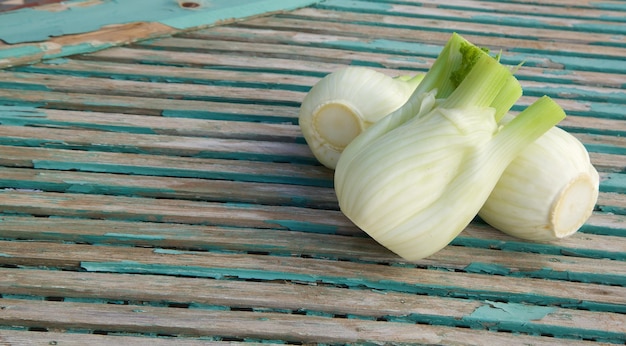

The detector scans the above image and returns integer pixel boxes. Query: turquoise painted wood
[0,0,321,43]
[0,0,321,68]
[0,0,624,344]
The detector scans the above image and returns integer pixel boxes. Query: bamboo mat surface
[0,0,625,344]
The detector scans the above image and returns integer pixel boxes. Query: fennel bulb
[299,66,423,169]
[479,117,599,242]
[334,34,566,260]
[297,35,599,247]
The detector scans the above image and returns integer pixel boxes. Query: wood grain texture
[0,0,624,344]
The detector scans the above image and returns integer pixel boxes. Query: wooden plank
[0,0,321,68]
[0,167,339,209]
[0,22,174,69]
[0,190,352,233]
[284,6,620,45]
[0,145,334,187]
[3,52,623,125]
[588,152,626,174]
[0,0,623,344]
[0,70,305,104]
[0,214,623,283]
[85,46,347,75]
[135,37,626,113]
[0,125,314,163]
[483,0,624,8]
[456,217,626,255]
[0,166,623,231]
[314,0,626,36]
[559,116,626,137]
[373,0,626,21]
[0,108,302,142]
[0,88,299,122]
[0,297,607,345]
[3,97,625,147]
[0,241,624,311]
[0,0,321,45]
[0,185,623,245]
[0,119,623,164]
[1,268,624,343]
[184,25,626,88]
[0,329,254,346]
[238,11,626,59]
[0,143,622,198]
[597,192,626,213]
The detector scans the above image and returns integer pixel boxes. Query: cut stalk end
[440,53,519,112]
[550,166,599,239]
[313,101,364,150]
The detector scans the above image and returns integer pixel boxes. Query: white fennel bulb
[335,34,566,261]
[479,117,599,242]
[299,66,423,169]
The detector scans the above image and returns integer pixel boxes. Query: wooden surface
[0,0,625,344]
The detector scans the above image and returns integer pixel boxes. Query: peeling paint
[0,0,321,44]
[267,220,338,234]
[465,301,555,323]
[103,233,166,241]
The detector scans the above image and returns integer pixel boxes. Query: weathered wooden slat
[136,37,626,107]
[184,25,626,88]
[2,145,622,199]
[286,7,621,46]
[16,58,318,89]
[597,192,626,214]
[0,240,623,311]
[0,329,252,346]
[0,107,302,141]
[582,212,626,236]
[237,13,626,60]
[137,35,434,68]
[0,297,607,345]
[0,146,334,187]
[85,46,346,74]
[0,131,608,204]
[588,152,626,173]
[1,268,624,343]
[0,22,176,69]
[0,71,305,105]
[458,216,626,254]
[0,89,300,123]
[0,0,323,69]
[3,103,625,150]
[80,47,626,121]
[0,185,623,242]
[0,214,623,282]
[0,190,352,233]
[315,0,626,36]
[0,167,338,209]
[0,146,626,209]
[0,0,623,344]
[574,133,626,154]
[0,119,623,164]
[559,116,626,137]
[475,0,624,8]
[336,0,626,27]
[4,65,626,138]
[1,165,623,219]
[2,65,622,128]
[0,125,314,163]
